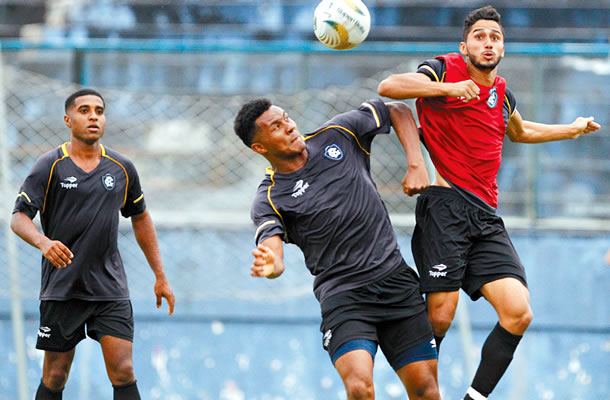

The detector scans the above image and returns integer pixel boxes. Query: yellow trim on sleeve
[133,193,144,204]
[254,220,276,242]
[362,102,381,128]
[504,95,515,119]
[17,192,32,203]
[304,125,370,156]
[421,65,440,82]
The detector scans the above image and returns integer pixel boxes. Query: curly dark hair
[234,98,272,147]
[462,5,503,42]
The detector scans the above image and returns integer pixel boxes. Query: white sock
[466,387,488,400]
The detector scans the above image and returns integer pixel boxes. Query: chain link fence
[2,50,609,307]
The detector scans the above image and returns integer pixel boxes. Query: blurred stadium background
[0,1,608,399]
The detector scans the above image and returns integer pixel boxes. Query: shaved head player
[11,88,175,400]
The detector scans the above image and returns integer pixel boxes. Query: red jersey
[416,52,509,208]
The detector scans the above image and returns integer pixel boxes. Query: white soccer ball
[313,0,371,50]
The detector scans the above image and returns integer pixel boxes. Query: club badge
[324,144,343,161]
[101,173,115,190]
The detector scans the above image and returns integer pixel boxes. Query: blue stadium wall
[1,230,609,400]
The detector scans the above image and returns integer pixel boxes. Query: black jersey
[13,143,146,301]
[251,99,406,304]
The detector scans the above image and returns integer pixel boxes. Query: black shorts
[320,261,433,368]
[37,299,134,352]
[412,186,527,301]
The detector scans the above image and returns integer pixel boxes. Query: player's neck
[67,140,102,172]
[466,63,497,87]
[270,148,308,174]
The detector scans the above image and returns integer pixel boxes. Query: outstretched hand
[154,277,175,315]
[571,117,601,138]
[402,165,430,196]
[251,244,276,278]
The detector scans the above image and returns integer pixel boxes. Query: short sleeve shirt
[251,99,405,304]
[418,58,517,129]
[13,143,146,301]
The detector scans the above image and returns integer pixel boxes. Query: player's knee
[344,376,374,400]
[516,306,533,332]
[412,383,441,400]
[109,359,135,385]
[43,368,70,390]
[502,305,533,335]
[428,312,453,335]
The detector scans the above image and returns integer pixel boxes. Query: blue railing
[1,38,609,56]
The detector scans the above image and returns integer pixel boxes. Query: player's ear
[459,41,467,57]
[251,142,267,155]
[64,115,71,128]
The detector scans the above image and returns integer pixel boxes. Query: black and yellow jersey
[251,98,411,304]
[13,142,146,301]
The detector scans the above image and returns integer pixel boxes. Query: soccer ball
[313,0,371,50]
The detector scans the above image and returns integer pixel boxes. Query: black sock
[434,335,445,354]
[470,322,522,397]
[35,381,63,400]
[113,380,141,400]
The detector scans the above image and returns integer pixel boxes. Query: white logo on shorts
[323,329,332,349]
[38,326,51,339]
[429,264,448,278]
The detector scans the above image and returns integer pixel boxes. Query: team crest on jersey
[487,87,498,108]
[324,144,343,160]
[101,173,115,190]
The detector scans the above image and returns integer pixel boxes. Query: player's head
[460,5,505,71]
[65,88,105,112]
[234,98,304,160]
[234,98,273,148]
[64,88,106,144]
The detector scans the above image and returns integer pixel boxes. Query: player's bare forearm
[378,72,480,102]
[386,102,430,196]
[10,211,73,268]
[131,210,166,278]
[507,110,601,143]
[131,210,175,314]
[251,236,285,279]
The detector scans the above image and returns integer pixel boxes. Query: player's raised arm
[506,109,601,143]
[131,210,175,315]
[378,71,480,102]
[10,211,73,268]
[386,102,430,196]
[251,235,285,279]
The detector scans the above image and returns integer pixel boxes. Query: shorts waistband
[421,185,464,200]
[421,185,495,213]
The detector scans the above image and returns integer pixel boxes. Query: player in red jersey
[378,5,600,400]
